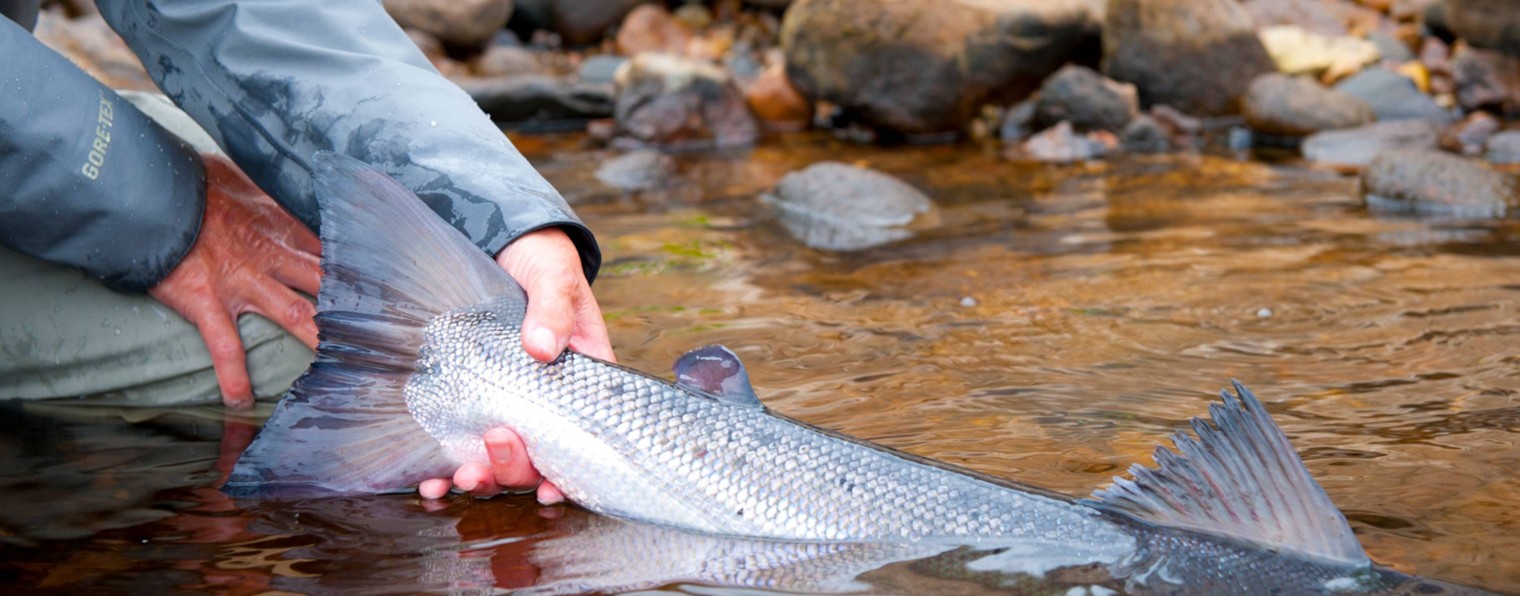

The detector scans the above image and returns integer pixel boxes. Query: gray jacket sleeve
[96,0,602,282]
[0,15,207,293]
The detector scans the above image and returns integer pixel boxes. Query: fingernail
[491,442,513,465]
[531,326,558,357]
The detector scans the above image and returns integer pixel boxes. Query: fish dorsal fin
[224,151,522,497]
[673,345,763,409]
[1088,381,1370,566]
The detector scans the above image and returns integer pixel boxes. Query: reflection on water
[3,135,1519,593]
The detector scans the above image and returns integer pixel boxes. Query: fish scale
[407,296,1138,556]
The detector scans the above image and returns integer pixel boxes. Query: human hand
[149,154,322,409]
[418,227,613,503]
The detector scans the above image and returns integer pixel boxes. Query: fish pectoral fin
[226,151,520,497]
[1086,381,1371,567]
[673,344,763,409]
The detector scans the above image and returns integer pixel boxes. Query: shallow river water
[2,134,1518,593]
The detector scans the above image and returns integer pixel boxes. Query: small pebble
[960,296,978,307]
[1256,307,1273,319]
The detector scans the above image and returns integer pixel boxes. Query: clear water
[2,134,1516,593]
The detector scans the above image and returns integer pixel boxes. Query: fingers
[498,228,616,364]
[485,428,544,489]
[418,478,452,500]
[537,481,565,505]
[453,463,503,497]
[567,298,615,363]
[272,249,323,298]
[246,280,319,351]
[195,305,255,410]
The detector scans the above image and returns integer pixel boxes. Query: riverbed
[2,133,1517,593]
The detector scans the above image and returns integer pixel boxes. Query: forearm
[0,16,206,292]
[96,0,602,281]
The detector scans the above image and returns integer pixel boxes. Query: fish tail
[223,151,524,497]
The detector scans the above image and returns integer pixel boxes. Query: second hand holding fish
[418,227,615,504]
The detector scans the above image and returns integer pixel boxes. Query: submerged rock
[781,0,1101,134]
[1033,65,1140,133]
[614,53,759,149]
[1014,121,1116,163]
[471,45,545,78]
[1242,74,1374,137]
[1361,148,1519,217]
[594,150,677,191]
[763,162,935,251]
[382,0,513,50]
[1103,0,1276,116]
[1301,120,1440,168]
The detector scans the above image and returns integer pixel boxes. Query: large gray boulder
[781,0,1103,135]
[1102,0,1276,116]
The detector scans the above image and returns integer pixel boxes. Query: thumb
[519,271,575,363]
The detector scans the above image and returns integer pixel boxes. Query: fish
[225,152,1484,595]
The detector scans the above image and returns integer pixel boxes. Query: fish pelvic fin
[1087,381,1371,567]
[224,151,523,497]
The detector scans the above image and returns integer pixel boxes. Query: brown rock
[1243,0,1388,37]
[615,4,692,56]
[382,0,514,50]
[553,0,649,46]
[781,0,1102,134]
[1013,121,1116,162]
[1446,0,1520,57]
[1032,64,1139,132]
[745,62,811,130]
[1103,0,1276,116]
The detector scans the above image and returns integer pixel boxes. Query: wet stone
[458,75,615,127]
[382,0,512,50]
[1104,0,1276,116]
[1258,26,1380,79]
[1483,130,1520,164]
[1445,0,1520,57]
[1361,148,1520,217]
[1033,65,1140,133]
[1120,115,1174,153]
[616,4,692,57]
[472,46,545,78]
[1439,111,1501,155]
[1452,45,1520,117]
[1015,121,1116,163]
[1301,119,1440,168]
[613,53,760,150]
[782,0,1101,134]
[1333,68,1454,123]
[594,150,677,191]
[1242,74,1374,137]
[578,55,628,85]
[762,162,935,251]
[999,99,1038,142]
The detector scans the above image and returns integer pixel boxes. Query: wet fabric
[0,15,207,292]
[94,0,601,281]
[0,92,311,405]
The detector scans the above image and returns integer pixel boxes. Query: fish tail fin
[1087,381,1371,566]
[223,151,523,497]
